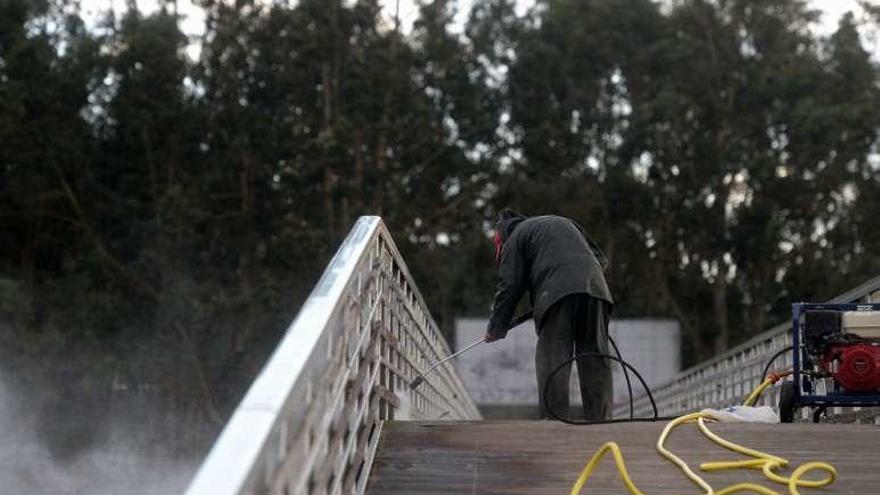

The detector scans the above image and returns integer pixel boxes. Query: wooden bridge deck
[366,420,879,494]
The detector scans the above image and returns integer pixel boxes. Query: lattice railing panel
[185,217,480,495]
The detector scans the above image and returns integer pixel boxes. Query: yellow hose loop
[569,401,838,495]
[761,461,835,489]
[696,416,835,490]
[569,441,645,495]
[695,417,788,465]
[656,413,788,495]
[787,462,837,495]
[656,413,714,494]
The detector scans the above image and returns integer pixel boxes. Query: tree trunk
[354,128,365,212]
[237,150,256,354]
[321,60,336,240]
[712,275,728,355]
[655,263,708,362]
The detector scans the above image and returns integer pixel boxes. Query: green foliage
[1,0,879,451]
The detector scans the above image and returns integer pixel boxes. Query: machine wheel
[778,381,796,423]
[812,405,827,424]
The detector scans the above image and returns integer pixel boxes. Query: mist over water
[0,372,198,495]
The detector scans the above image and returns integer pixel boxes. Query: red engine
[822,344,880,392]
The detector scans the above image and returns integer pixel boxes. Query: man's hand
[484,332,504,343]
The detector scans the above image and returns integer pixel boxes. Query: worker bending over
[484,210,614,420]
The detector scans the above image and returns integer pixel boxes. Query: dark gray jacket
[487,215,613,337]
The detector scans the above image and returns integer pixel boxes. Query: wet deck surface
[366,420,880,494]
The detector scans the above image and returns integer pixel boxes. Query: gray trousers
[536,294,612,420]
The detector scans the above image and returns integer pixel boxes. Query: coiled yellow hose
[570,376,837,495]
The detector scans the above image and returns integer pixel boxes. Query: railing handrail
[185,216,480,495]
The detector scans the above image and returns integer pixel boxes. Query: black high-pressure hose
[515,310,639,422]
[541,342,793,425]
[542,352,665,425]
[608,334,634,419]
[762,346,794,380]
[408,310,659,424]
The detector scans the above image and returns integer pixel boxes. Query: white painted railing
[185,216,481,495]
[614,278,880,422]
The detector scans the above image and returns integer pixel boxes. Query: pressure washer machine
[779,302,880,422]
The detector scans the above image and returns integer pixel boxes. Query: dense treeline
[1,0,879,453]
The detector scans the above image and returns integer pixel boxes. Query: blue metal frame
[792,302,880,408]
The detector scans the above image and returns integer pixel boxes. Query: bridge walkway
[183,217,880,495]
[367,420,879,494]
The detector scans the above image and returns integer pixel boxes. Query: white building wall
[454,317,681,408]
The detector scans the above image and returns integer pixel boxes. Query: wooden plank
[366,420,880,494]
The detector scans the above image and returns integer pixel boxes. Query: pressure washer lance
[408,337,484,390]
[409,312,534,390]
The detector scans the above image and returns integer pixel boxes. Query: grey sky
[78,0,880,59]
